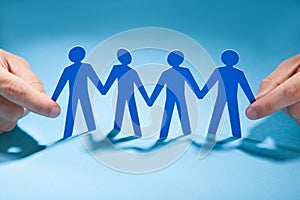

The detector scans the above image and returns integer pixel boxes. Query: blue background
[0,0,300,199]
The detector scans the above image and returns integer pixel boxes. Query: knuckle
[9,54,30,70]
[18,57,30,67]
[11,54,30,68]
[260,78,271,87]
[279,59,289,67]
[30,78,45,93]
[261,77,279,88]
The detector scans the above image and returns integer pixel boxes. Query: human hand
[246,54,300,124]
[0,49,60,133]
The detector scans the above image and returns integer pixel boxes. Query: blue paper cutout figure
[97,49,149,138]
[52,46,102,139]
[201,49,256,138]
[148,50,204,140]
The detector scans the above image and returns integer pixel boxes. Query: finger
[256,54,300,99]
[0,96,26,122]
[0,68,60,118]
[255,77,280,99]
[0,119,17,133]
[246,72,300,119]
[282,107,289,116]
[284,102,300,121]
[1,49,45,93]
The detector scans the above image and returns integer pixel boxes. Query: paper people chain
[52,46,255,140]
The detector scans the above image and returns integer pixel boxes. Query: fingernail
[255,90,266,99]
[255,86,273,99]
[247,107,258,120]
[50,106,60,118]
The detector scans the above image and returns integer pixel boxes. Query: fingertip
[246,106,258,120]
[49,103,61,118]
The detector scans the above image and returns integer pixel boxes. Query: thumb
[246,72,300,120]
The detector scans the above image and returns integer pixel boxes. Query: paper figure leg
[227,101,241,138]
[80,97,96,132]
[177,100,191,135]
[128,97,142,137]
[160,100,175,139]
[207,96,226,134]
[63,99,78,139]
[113,98,126,131]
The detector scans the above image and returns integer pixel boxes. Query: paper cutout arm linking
[183,68,206,99]
[199,69,220,98]
[134,73,152,106]
[86,64,104,93]
[147,74,167,106]
[98,67,118,95]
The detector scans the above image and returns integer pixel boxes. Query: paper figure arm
[239,71,256,103]
[101,66,118,95]
[134,72,151,105]
[148,74,166,106]
[184,69,204,99]
[200,69,220,98]
[85,64,104,94]
[52,69,68,101]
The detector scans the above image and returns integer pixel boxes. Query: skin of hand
[0,49,60,133]
[246,54,300,125]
